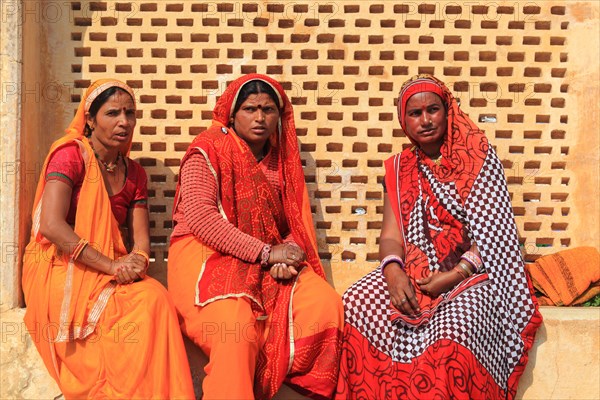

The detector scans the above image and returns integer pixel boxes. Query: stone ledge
[517,307,600,400]
[1,307,598,399]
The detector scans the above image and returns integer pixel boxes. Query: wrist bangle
[457,261,474,277]
[380,255,405,277]
[71,238,89,261]
[461,251,483,273]
[260,244,271,268]
[453,266,468,279]
[131,249,150,268]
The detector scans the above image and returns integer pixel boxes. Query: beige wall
[0,0,23,310]
[3,1,599,296]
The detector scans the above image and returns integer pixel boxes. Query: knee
[131,278,173,311]
[307,284,344,327]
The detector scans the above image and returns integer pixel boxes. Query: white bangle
[380,255,405,277]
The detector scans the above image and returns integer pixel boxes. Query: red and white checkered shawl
[338,76,542,399]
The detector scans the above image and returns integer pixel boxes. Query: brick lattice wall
[49,1,576,289]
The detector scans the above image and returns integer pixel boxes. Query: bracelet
[131,249,150,268]
[71,238,89,261]
[380,255,405,277]
[457,261,474,277]
[260,244,271,268]
[461,251,483,273]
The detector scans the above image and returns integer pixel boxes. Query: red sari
[170,74,341,398]
[336,76,542,399]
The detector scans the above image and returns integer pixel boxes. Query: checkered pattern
[405,197,441,269]
[343,268,396,355]
[419,163,468,227]
[466,148,535,335]
[343,148,538,390]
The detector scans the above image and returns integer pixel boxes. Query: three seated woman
[23,74,540,399]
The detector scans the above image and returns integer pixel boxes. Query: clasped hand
[416,270,460,298]
[111,253,148,285]
[267,243,306,281]
[385,265,461,315]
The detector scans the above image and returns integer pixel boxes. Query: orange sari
[22,79,194,399]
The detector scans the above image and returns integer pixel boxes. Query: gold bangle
[131,249,150,267]
[71,238,89,261]
[458,261,474,277]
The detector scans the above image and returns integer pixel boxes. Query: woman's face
[401,92,447,157]
[87,91,136,150]
[232,93,280,151]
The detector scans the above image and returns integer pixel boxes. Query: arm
[122,206,151,282]
[379,194,420,315]
[181,154,302,269]
[38,180,138,279]
[128,207,150,255]
[416,242,481,298]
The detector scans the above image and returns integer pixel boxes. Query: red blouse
[45,143,148,226]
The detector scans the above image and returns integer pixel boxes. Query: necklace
[94,150,121,173]
[431,154,443,165]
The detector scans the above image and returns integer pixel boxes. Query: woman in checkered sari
[336,75,542,399]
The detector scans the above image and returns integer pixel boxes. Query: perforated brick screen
[53,1,575,288]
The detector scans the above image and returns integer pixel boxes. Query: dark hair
[85,86,133,136]
[231,80,280,117]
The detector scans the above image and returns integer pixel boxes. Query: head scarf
[24,79,136,344]
[398,76,446,130]
[394,75,488,200]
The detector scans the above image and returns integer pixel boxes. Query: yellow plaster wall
[21,0,600,292]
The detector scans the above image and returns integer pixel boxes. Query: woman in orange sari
[336,75,542,399]
[168,74,343,399]
[22,79,194,399]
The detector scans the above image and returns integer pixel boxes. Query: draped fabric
[337,75,542,399]
[22,79,194,398]
[527,246,600,306]
[23,79,136,345]
[172,74,338,398]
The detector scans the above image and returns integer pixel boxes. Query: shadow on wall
[18,8,85,307]
[302,150,338,289]
[132,156,178,288]
[515,322,546,398]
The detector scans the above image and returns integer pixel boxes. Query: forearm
[379,238,405,260]
[41,220,114,274]
[189,210,264,262]
[181,154,265,262]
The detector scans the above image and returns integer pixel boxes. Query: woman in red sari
[168,74,343,399]
[22,79,194,399]
[336,75,542,399]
